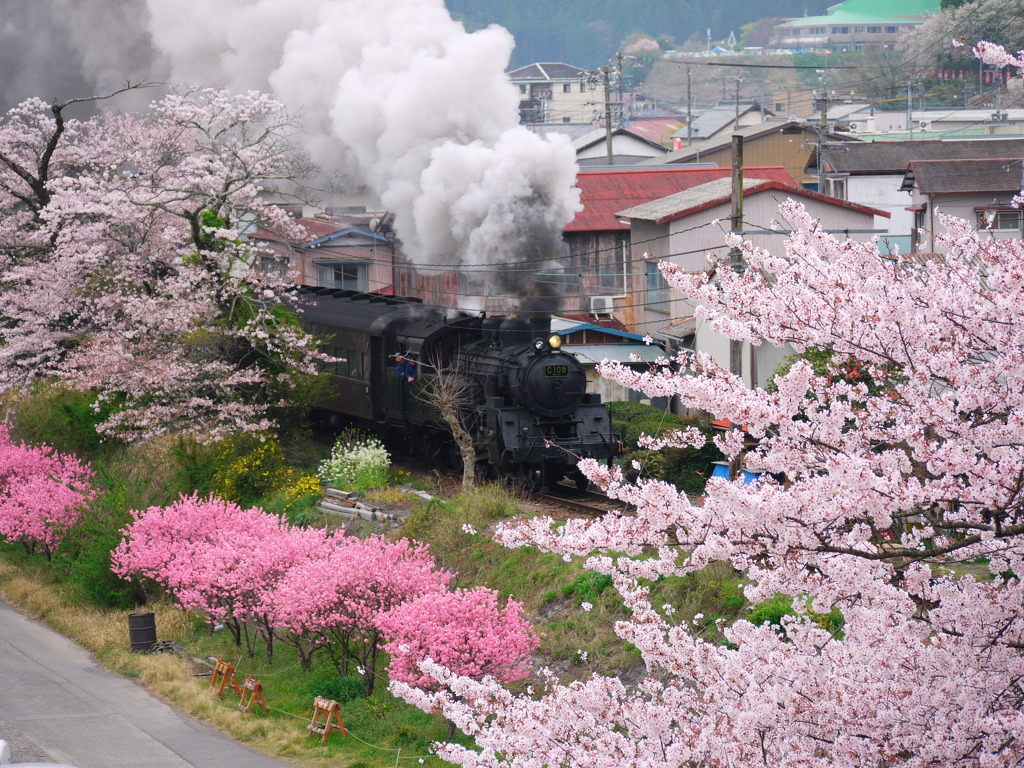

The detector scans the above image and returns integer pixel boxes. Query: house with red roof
[564,165,796,329]
[616,177,890,389]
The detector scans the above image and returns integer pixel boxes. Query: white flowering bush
[318,433,392,491]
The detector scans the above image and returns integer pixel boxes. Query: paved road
[0,600,298,768]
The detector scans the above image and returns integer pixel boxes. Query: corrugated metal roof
[567,166,796,232]
[617,178,890,224]
[626,118,684,147]
[686,103,768,138]
[562,344,669,365]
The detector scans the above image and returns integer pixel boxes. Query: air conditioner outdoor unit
[590,296,614,315]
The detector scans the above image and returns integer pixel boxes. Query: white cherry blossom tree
[0,86,326,441]
[390,43,1024,768]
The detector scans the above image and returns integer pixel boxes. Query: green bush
[607,402,723,496]
[7,384,122,459]
[258,474,323,526]
[54,473,140,609]
[307,674,365,704]
[746,593,845,639]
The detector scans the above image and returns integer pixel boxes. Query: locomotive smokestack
[499,317,531,349]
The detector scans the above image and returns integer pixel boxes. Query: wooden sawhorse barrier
[308,696,347,743]
[238,676,269,714]
[209,658,242,698]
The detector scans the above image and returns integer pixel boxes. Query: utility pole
[603,65,613,164]
[729,134,744,381]
[583,66,615,164]
[687,65,693,146]
[733,76,742,130]
[907,80,913,141]
[616,52,625,107]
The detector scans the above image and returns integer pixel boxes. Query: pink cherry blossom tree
[112,492,331,659]
[0,426,94,559]
[398,44,1024,768]
[267,535,450,693]
[0,86,329,442]
[381,586,538,689]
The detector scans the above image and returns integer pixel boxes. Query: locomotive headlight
[533,338,547,352]
[548,335,562,350]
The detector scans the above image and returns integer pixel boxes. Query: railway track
[527,482,628,517]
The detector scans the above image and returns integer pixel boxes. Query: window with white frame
[646,261,670,311]
[259,253,288,277]
[824,176,847,199]
[978,209,1023,232]
[317,261,368,291]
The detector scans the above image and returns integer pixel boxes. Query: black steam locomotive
[297,288,621,491]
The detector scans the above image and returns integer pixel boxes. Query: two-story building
[900,156,1024,252]
[252,215,395,294]
[564,165,797,328]
[771,0,938,52]
[508,62,599,125]
[617,178,889,388]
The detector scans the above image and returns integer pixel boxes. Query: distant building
[572,127,670,166]
[507,62,597,125]
[900,157,1024,252]
[771,0,939,52]
[643,118,854,189]
[677,101,772,142]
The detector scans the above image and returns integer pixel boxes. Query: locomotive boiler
[297,288,620,491]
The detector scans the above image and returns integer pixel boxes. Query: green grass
[0,387,758,765]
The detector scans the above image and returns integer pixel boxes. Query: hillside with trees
[446,0,832,68]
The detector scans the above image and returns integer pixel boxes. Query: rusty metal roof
[567,166,796,232]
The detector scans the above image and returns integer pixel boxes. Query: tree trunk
[441,403,476,489]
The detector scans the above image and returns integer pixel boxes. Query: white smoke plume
[1,1,583,307]
[151,0,583,301]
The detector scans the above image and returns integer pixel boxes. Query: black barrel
[128,611,157,652]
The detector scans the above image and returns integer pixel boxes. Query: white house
[617,178,889,389]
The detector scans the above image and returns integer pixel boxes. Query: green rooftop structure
[772,0,940,52]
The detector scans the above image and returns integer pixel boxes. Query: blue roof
[307,227,390,247]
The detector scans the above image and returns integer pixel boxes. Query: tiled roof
[507,62,587,81]
[617,177,889,224]
[811,138,1024,174]
[901,157,1024,195]
[567,166,796,232]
